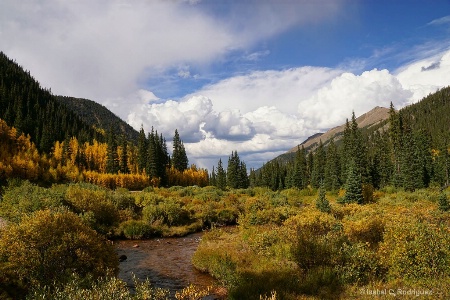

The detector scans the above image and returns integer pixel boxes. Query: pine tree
[137,125,147,174]
[146,129,158,178]
[216,159,227,190]
[311,140,326,188]
[227,151,240,189]
[293,146,308,189]
[399,119,423,191]
[239,161,249,188]
[105,128,119,174]
[210,166,217,186]
[342,160,363,204]
[324,138,341,191]
[119,136,129,174]
[438,191,449,212]
[316,181,331,213]
[172,129,188,171]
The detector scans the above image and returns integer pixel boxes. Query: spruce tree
[399,119,422,191]
[227,151,240,189]
[137,125,147,174]
[239,161,249,188]
[216,159,227,190]
[119,135,129,174]
[324,138,341,191]
[210,166,217,186]
[146,130,158,178]
[316,181,331,213]
[293,146,308,189]
[172,129,188,171]
[438,191,450,212]
[343,160,363,204]
[311,140,326,188]
[106,128,119,174]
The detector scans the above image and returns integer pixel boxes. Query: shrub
[142,197,191,226]
[65,185,119,234]
[28,274,170,300]
[379,218,450,282]
[286,211,343,271]
[0,209,118,297]
[0,181,66,222]
[119,220,161,239]
[343,216,385,245]
[338,242,385,285]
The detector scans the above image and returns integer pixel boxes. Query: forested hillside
[251,87,450,193]
[0,52,100,153]
[55,96,140,142]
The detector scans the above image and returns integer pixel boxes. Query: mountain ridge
[55,96,140,142]
[289,106,390,153]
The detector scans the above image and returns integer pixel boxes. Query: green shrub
[119,220,161,239]
[142,198,191,226]
[192,250,239,288]
[299,266,343,299]
[65,185,119,233]
[0,209,118,298]
[0,181,66,222]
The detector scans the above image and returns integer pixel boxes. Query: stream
[115,232,220,298]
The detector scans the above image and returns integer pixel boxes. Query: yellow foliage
[167,165,209,187]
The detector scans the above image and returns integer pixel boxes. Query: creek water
[115,232,217,296]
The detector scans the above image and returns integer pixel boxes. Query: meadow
[1,180,449,299]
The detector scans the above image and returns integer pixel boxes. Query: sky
[1,0,450,171]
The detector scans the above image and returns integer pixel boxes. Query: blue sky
[146,0,450,100]
[1,0,450,170]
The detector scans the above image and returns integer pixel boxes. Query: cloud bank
[126,50,450,169]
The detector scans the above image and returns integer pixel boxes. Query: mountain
[55,96,139,142]
[0,52,99,153]
[290,106,390,152]
[271,106,391,164]
[0,51,139,153]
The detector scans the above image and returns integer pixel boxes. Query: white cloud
[427,15,450,26]
[187,67,342,114]
[299,69,413,130]
[395,49,450,103]
[0,0,345,105]
[0,0,235,100]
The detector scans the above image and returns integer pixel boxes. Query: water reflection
[116,232,215,294]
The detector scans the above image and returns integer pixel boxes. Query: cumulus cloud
[395,49,450,103]
[187,67,343,114]
[299,69,412,130]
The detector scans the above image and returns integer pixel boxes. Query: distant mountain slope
[56,96,139,142]
[270,106,390,165]
[289,106,390,153]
